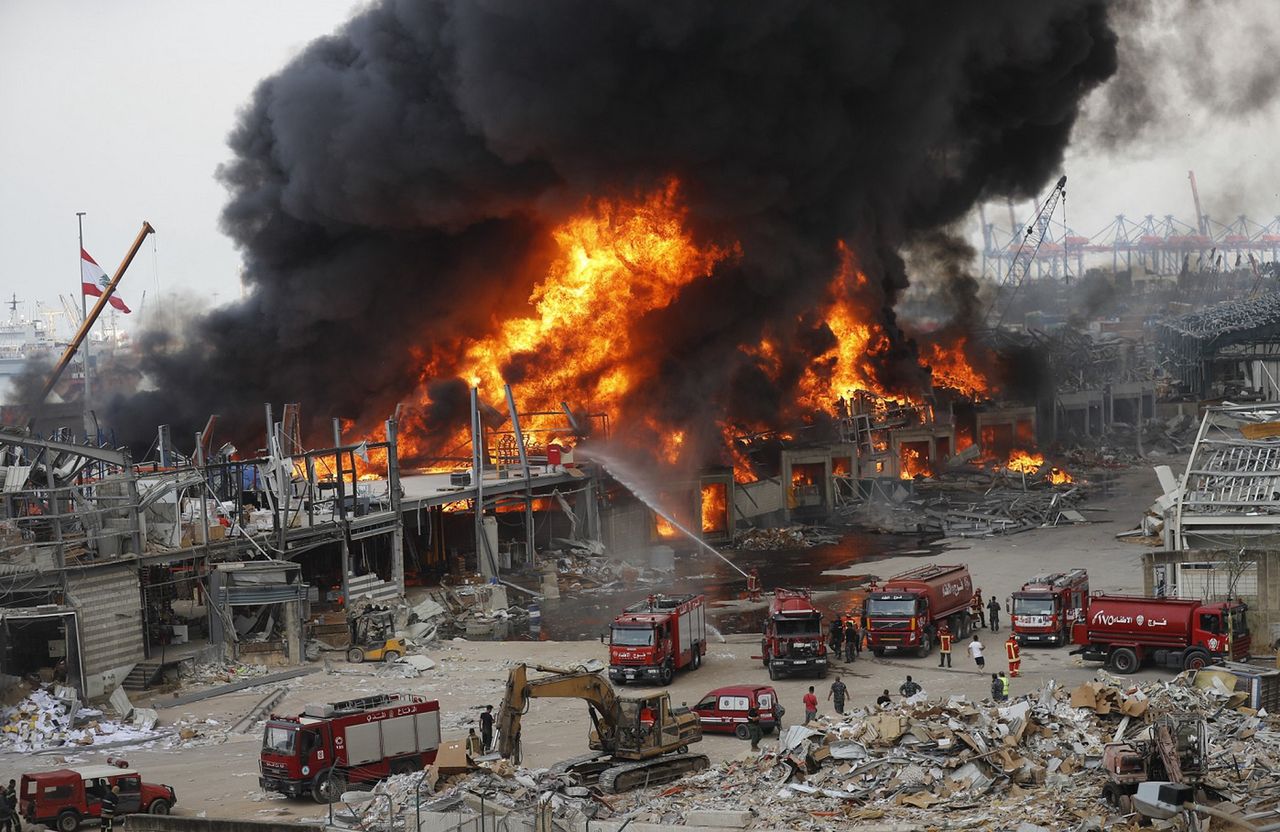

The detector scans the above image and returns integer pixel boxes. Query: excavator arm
[496,664,621,763]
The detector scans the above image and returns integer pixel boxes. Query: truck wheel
[312,771,346,804]
[1182,649,1210,671]
[917,633,933,658]
[1109,647,1139,674]
[872,647,885,658]
[735,724,751,740]
[57,810,80,832]
[347,647,365,663]
[660,664,674,686]
[382,650,401,663]
[148,798,172,815]
[768,663,780,681]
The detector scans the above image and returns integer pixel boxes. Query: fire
[921,336,992,399]
[899,445,931,480]
[655,514,677,539]
[700,483,728,534]
[1048,467,1073,485]
[377,182,993,476]
[1005,450,1044,474]
[459,180,733,460]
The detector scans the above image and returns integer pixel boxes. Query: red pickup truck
[21,763,176,832]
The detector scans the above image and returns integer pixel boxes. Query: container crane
[985,176,1067,328]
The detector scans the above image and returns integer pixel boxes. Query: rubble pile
[178,660,272,686]
[599,671,1280,830]
[0,685,161,752]
[733,526,841,550]
[844,477,1088,538]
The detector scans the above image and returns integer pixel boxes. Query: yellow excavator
[497,663,709,793]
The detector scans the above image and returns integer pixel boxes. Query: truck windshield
[865,597,917,617]
[612,627,653,646]
[262,725,297,754]
[773,617,821,637]
[1013,597,1054,616]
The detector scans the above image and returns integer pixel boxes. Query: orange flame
[1048,466,1073,485]
[700,482,728,534]
[655,515,678,539]
[1006,450,1044,474]
[899,445,932,480]
[921,336,992,399]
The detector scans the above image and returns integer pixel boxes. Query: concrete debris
[732,526,841,550]
[844,475,1088,538]
[442,669,1279,831]
[0,684,162,752]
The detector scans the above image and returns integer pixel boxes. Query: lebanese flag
[81,249,130,313]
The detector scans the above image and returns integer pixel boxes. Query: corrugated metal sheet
[66,565,143,676]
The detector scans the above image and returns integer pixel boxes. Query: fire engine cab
[1010,569,1089,646]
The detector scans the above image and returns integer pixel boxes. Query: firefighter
[746,705,763,750]
[1005,633,1021,677]
[970,588,986,629]
[829,617,844,654]
[746,567,762,601]
[937,621,953,668]
[843,617,857,662]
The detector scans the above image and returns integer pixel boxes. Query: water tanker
[1071,594,1250,674]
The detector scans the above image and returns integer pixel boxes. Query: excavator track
[596,753,710,793]
[548,752,612,782]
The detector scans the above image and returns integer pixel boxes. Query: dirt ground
[0,462,1170,821]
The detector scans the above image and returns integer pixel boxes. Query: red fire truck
[608,594,707,686]
[760,588,829,680]
[865,564,973,657]
[259,693,441,803]
[1010,569,1089,646]
[1071,594,1251,674]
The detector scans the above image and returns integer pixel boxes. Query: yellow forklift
[346,607,406,663]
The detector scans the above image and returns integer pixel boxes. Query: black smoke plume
[102,0,1117,460]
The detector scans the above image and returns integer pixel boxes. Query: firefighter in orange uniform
[937,622,953,668]
[1005,633,1021,677]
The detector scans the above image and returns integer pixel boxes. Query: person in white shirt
[967,634,985,669]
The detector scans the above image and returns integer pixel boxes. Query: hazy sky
[2,1,1278,336]
[0,0,362,334]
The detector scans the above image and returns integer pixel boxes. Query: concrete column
[284,599,303,665]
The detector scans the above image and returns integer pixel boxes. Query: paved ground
[0,462,1169,821]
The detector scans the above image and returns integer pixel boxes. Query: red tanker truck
[1071,594,1251,674]
[608,593,707,686]
[865,564,974,657]
[1010,569,1089,647]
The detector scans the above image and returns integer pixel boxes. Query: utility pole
[76,212,90,441]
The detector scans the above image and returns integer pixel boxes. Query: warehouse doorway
[0,610,83,694]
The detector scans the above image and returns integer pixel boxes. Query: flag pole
[76,212,91,441]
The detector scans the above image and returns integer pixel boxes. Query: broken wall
[65,565,144,699]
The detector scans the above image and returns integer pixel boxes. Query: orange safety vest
[939,632,952,652]
[1006,638,1020,661]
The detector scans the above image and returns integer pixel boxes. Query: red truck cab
[608,594,707,686]
[1072,594,1251,673]
[21,765,176,832]
[1010,569,1088,646]
[865,564,973,657]
[761,588,829,679]
[691,685,783,739]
